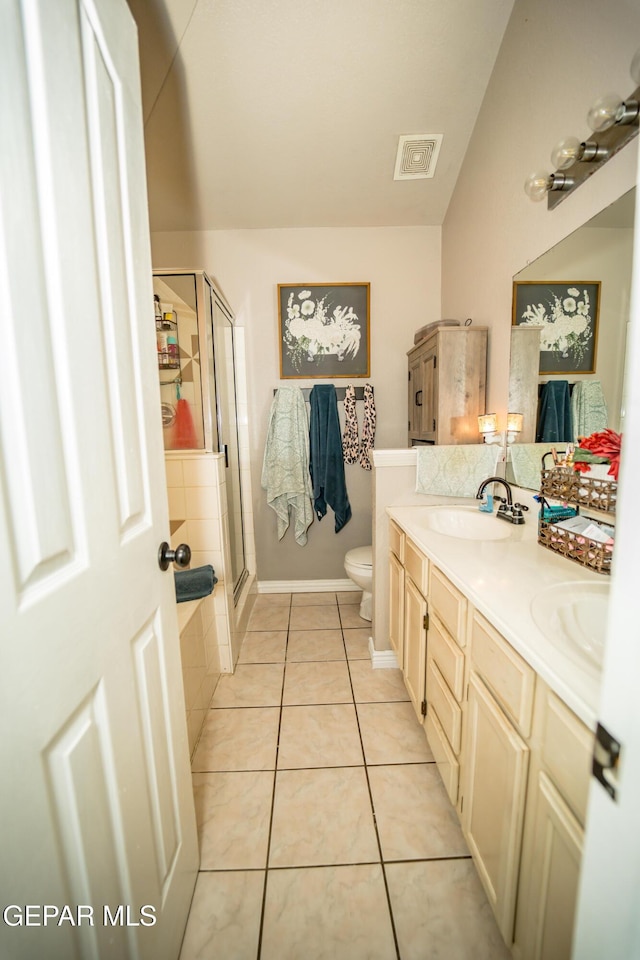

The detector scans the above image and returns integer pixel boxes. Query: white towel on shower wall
[261,387,314,545]
[415,445,501,498]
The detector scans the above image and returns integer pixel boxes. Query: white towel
[261,387,314,545]
[507,443,562,490]
[415,445,500,498]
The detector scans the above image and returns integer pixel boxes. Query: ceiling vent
[393,134,443,180]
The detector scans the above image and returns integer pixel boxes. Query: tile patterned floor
[179,592,510,960]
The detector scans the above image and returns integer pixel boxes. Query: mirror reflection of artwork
[512,281,601,374]
[278,283,370,378]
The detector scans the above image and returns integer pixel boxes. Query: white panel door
[0,2,198,959]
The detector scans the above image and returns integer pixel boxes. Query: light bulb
[507,413,523,434]
[551,136,582,170]
[630,48,640,86]
[524,169,551,201]
[478,413,498,436]
[587,93,624,132]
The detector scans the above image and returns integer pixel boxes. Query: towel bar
[272,385,372,401]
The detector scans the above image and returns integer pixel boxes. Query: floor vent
[393,134,443,180]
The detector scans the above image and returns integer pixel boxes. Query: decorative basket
[540,467,617,514]
[537,518,613,575]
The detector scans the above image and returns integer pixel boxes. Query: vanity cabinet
[461,612,535,944]
[389,551,405,669]
[387,518,593,957]
[403,575,428,720]
[424,567,467,805]
[389,526,429,722]
[407,325,488,446]
[512,686,592,960]
[402,536,429,720]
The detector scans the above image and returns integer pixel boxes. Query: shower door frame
[153,269,247,602]
[208,280,248,603]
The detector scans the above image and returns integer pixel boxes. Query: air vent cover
[394,134,443,180]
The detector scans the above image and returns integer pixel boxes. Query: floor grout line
[254,612,288,960]
[343,633,403,960]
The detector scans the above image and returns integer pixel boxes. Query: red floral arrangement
[572,429,622,481]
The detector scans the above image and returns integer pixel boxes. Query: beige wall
[152,227,441,581]
[442,0,639,422]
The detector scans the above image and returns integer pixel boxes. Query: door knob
[158,541,191,571]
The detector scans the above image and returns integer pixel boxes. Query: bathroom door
[0,2,198,959]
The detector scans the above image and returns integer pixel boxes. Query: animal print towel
[342,384,359,464]
[359,384,376,470]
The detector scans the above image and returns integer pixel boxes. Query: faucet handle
[513,503,529,512]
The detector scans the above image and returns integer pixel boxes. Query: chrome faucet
[476,476,529,524]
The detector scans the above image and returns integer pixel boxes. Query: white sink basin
[530,581,609,669]
[415,506,513,541]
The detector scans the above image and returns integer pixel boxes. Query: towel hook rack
[272,385,373,401]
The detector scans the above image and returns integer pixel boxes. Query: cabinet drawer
[429,612,465,701]
[389,520,404,563]
[471,611,536,737]
[427,656,462,754]
[405,537,428,595]
[425,710,459,805]
[541,691,593,826]
[429,566,467,647]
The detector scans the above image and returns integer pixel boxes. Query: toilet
[344,546,373,621]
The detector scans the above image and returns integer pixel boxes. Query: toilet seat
[345,546,372,570]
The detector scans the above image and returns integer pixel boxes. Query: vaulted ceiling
[128,0,514,231]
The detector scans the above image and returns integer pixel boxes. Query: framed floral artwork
[278,283,370,378]
[512,281,601,374]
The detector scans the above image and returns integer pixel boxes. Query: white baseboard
[258,579,359,594]
[368,637,399,669]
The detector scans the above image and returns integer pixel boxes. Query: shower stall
[153,270,248,602]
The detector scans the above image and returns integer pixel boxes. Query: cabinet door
[408,354,423,437]
[419,344,438,443]
[462,672,529,945]
[389,551,405,669]
[403,576,427,722]
[518,772,583,960]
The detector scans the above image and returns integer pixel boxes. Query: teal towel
[536,381,573,443]
[309,385,352,532]
[174,565,217,603]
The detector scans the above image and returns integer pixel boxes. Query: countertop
[387,503,605,728]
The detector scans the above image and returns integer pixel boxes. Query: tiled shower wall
[177,594,220,755]
[165,451,238,672]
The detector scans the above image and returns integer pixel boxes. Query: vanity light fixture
[506,412,523,444]
[478,413,502,445]
[524,48,640,209]
[550,136,609,170]
[478,412,523,446]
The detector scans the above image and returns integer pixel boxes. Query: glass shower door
[210,287,247,600]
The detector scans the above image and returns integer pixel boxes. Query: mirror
[507,188,635,489]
